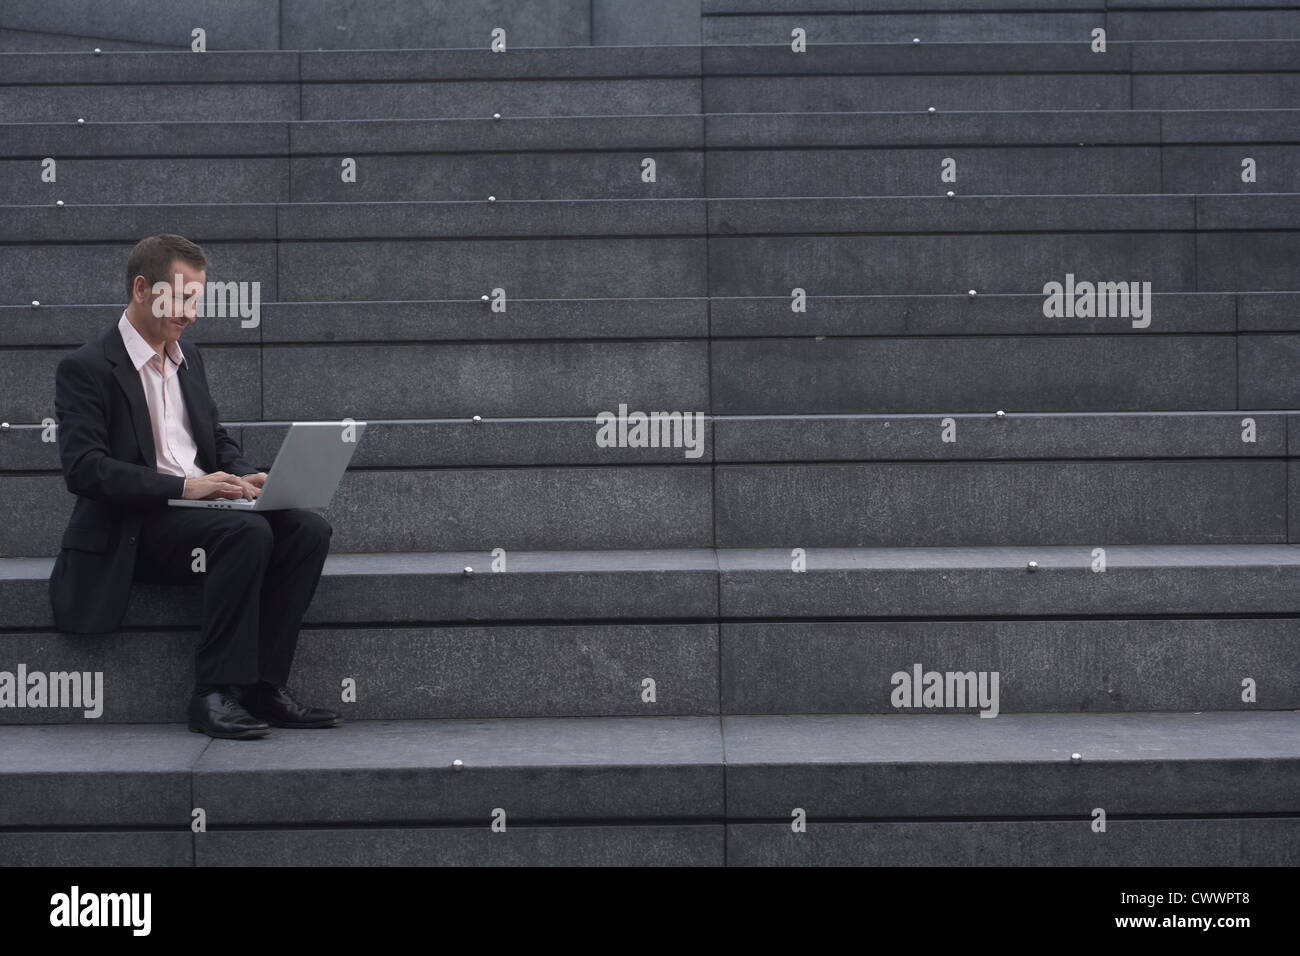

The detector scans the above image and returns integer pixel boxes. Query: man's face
[140,259,205,345]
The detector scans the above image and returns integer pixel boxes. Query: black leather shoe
[243,682,342,729]
[188,686,271,739]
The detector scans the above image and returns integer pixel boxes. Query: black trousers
[132,506,332,686]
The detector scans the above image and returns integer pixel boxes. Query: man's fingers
[199,472,260,500]
[208,480,247,500]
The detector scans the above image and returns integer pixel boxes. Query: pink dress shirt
[117,312,205,480]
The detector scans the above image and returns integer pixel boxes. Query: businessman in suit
[49,233,341,739]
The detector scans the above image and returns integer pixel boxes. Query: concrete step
[716,543,1300,616]
[0,28,176,54]
[1104,3,1300,42]
[18,144,1287,205]
[8,225,1293,300]
[720,617,1300,715]
[7,816,1298,865]
[0,1,278,51]
[706,109,1300,196]
[6,393,1296,556]
[6,109,1295,158]
[713,411,1296,460]
[3,41,1297,122]
[5,109,1299,203]
[2,712,1297,864]
[2,616,1296,722]
[704,1,1300,44]
[708,289,1298,337]
[713,459,1292,547]
[0,48,701,123]
[2,544,1297,722]
[0,716,724,827]
[5,291,1295,345]
[0,622,721,724]
[1,548,721,628]
[8,334,1300,421]
[3,412,1292,472]
[7,466,716,555]
[6,0,1295,55]
[4,543,1299,626]
[723,710,1300,815]
[727,817,1300,866]
[0,0,590,53]
[0,824,717,866]
[702,41,1300,113]
[5,456,1296,555]
[30,148,1179,205]
[704,2,1101,44]
[5,194,1300,304]
[8,193,1263,240]
[710,337,1248,414]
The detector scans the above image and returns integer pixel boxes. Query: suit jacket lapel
[104,323,158,469]
[176,357,216,473]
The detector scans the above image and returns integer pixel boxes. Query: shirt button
[127,536,137,545]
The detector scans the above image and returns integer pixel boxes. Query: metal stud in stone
[31,300,40,308]
[995,409,1005,418]
[946,191,955,198]
[967,289,977,297]
[1070,752,1082,764]
[463,567,473,576]
[453,759,464,770]
[93,48,102,55]
[472,415,482,424]
[488,195,496,202]
[492,112,501,120]
[481,294,489,302]
[0,423,8,431]
[1027,560,1038,572]
[927,106,936,114]
[913,37,920,44]
[56,200,64,207]
[76,118,85,125]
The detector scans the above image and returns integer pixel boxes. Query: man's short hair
[125,234,207,301]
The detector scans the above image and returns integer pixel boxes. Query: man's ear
[131,274,149,303]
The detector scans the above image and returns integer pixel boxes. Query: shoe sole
[265,717,343,729]
[188,723,271,739]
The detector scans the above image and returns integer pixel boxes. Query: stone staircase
[1,1,1298,865]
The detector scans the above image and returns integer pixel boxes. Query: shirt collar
[118,311,187,371]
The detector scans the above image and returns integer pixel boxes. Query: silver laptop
[168,421,366,511]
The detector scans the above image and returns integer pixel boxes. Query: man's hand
[240,472,268,489]
[182,471,258,501]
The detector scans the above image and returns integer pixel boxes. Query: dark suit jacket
[49,320,255,634]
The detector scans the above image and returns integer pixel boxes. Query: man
[49,234,341,740]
